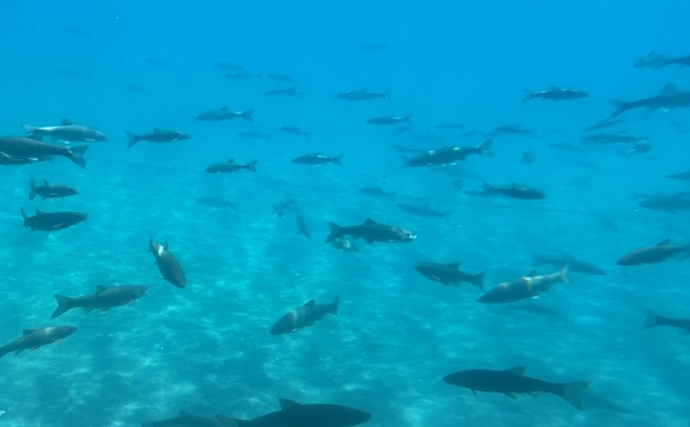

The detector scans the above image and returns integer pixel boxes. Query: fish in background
[238,131,271,140]
[126,85,154,96]
[366,114,412,126]
[521,147,535,164]
[549,143,585,154]
[334,89,391,101]
[583,116,625,132]
[291,153,342,165]
[403,139,493,167]
[361,43,388,50]
[22,119,108,142]
[610,83,690,117]
[572,160,601,171]
[391,144,423,155]
[0,326,77,359]
[269,296,339,335]
[267,73,300,84]
[265,86,303,98]
[414,262,485,290]
[643,311,690,333]
[51,285,148,319]
[493,125,535,136]
[63,27,91,38]
[29,179,79,200]
[617,238,690,266]
[478,265,568,303]
[325,218,416,244]
[56,69,90,81]
[126,129,190,148]
[397,203,452,219]
[636,192,690,212]
[522,86,589,102]
[215,62,246,72]
[634,50,690,69]
[216,399,371,427]
[597,214,620,233]
[331,236,359,252]
[296,211,311,239]
[481,183,546,200]
[195,107,254,122]
[583,133,648,144]
[141,410,222,427]
[666,171,690,182]
[618,140,653,159]
[452,179,464,190]
[279,126,311,138]
[533,254,606,275]
[148,235,187,288]
[360,187,395,199]
[205,159,258,174]
[442,367,589,410]
[20,208,87,232]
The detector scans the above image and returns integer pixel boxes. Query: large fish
[22,119,108,142]
[20,208,87,232]
[644,311,690,333]
[205,159,258,174]
[29,179,79,200]
[414,262,485,290]
[0,137,88,167]
[195,107,254,122]
[366,113,412,125]
[216,399,371,427]
[141,410,222,427]
[149,236,187,288]
[126,129,190,148]
[51,285,148,319]
[522,86,589,102]
[325,218,416,244]
[404,139,493,167]
[610,83,690,117]
[478,265,568,303]
[0,326,77,359]
[617,238,690,266]
[269,296,338,335]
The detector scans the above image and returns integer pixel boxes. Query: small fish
[478,265,568,303]
[482,183,546,200]
[279,126,310,138]
[493,125,534,136]
[149,235,186,288]
[521,147,535,164]
[334,89,390,101]
[326,218,416,244]
[296,211,311,239]
[22,119,108,142]
[225,71,261,80]
[644,311,690,333]
[216,399,371,427]
[269,296,339,335]
[195,107,253,122]
[583,117,625,132]
[51,285,148,319]
[360,187,395,198]
[238,131,271,140]
[397,203,451,219]
[432,122,465,131]
[20,208,87,232]
[63,27,91,38]
[414,262,485,290]
[141,410,222,427]
[617,238,690,266]
[126,128,190,148]
[265,86,303,98]
[267,73,299,84]
[29,179,78,200]
[126,85,154,96]
[56,69,90,81]
[523,86,589,102]
[550,143,585,154]
[205,159,257,174]
[533,254,606,276]
[583,133,648,144]
[366,113,412,126]
[404,139,493,167]
[215,62,246,72]
[292,153,342,165]
[331,237,359,252]
[0,326,77,359]
[572,160,601,170]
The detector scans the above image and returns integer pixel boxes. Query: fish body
[478,265,568,303]
[195,107,254,122]
[617,238,690,266]
[666,171,690,181]
[583,117,625,132]
[51,285,148,319]
[326,218,416,244]
[414,262,485,290]
[432,122,464,130]
[215,62,246,72]
[279,126,310,138]
[483,183,546,200]
[634,51,690,69]
[272,198,300,218]
[637,192,690,212]
[523,87,589,102]
[0,137,88,167]
[20,208,87,232]
[267,73,299,83]
[265,86,303,98]
[296,212,311,239]
[126,129,190,148]
[334,89,390,101]
[0,326,77,359]
[533,254,606,275]
[22,119,108,142]
[270,296,338,335]
[583,133,647,144]
[216,399,370,427]
[141,410,222,427]
[366,113,412,125]
[29,179,78,200]
[205,159,258,174]
[225,71,261,80]
[404,139,493,167]
[397,203,451,219]
[291,153,342,165]
[494,125,534,136]
[610,83,690,117]
[644,311,690,333]
[149,237,186,288]
[0,152,46,165]
[359,187,395,198]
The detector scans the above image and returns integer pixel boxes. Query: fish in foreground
[22,119,108,142]
[216,398,371,427]
[29,179,78,200]
[52,285,148,319]
[404,139,493,167]
[279,126,310,138]
[617,238,690,266]
[360,187,395,198]
[0,137,88,167]
[21,208,87,232]
[126,129,190,148]
[270,296,338,335]
[478,264,568,303]
[666,171,690,181]
[583,116,625,132]
[482,183,546,200]
[443,367,589,410]
[149,236,186,288]
[141,410,221,427]
[326,218,416,244]
[523,86,589,102]
[291,153,342,165]
[414,262,485,290]
[366,113,412,125]
[265,86,303,98]
[0,326,77,359]
[195,107,254,122]
[205,159,258,174]
[296,212,311,238]
[644,311,690,333]
[533,254,606,275]
[610,83,690,117]
[397,203,451,219]
[334,89,390,101]
[331,237,359,252]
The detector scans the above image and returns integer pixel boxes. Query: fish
[610,83,690,117]
[572,160,601,170]
[238,131,271,140]
[63,27,91,38]
[521,147,535,164]
[443,367,589,410]
[265,86,303,98]
[279,126,310,138]
[296,212,310,239]
[597,214,620,233]
[195,107,254,122]
[216,399,371,427]
[20,208,87,232]
[637,192,690,212]
[666,171,690,182]
[126,85,154,96]
[267,73,299,84]
[334,89,391,101]
[269,296,338,335]
[397,203,451,219]
[126,129,190,148]
[618,140,653,159]
[22,119,108,142]
[326,218,416,244]
[583,133,647,144]
[291,153,342,165]
[644,311,690,333]
[215,62,246,72]
[51,285,148,319]
[583,117,625,132]
[205,159,258,174]
[493,125,534,136]
[141,410,222,427]
[404,139,493,167]
[273,198,300,218]
[478,265,568,303]
[0,326,77,359]
[634,50,690,69]
[617,238,690,266]
[225,71,261,80]
[366,114,412,125]
[549,143,585,153]
[522,86,589,102]
[533,254,606,275]
[149,235,186,288]
[414,262,485,290]
[0,137,88,167]
[482,183,546,200]
[29,179,79,200]
[359,187,395,198]
[196,197,238,210]
[331,237,359,252]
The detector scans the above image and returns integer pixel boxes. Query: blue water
[2,1,690,426]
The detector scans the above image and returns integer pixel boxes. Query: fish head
[395,229,417,242]
[94,130,108,141]
[477,283,509,303]
[134,286,149,298]
[49,326,78,339]
[339,407,372,426]
[442,370,474,388]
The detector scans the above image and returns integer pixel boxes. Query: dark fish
[0,326,77,359]
[141,410,222,427]
[644,310,690,333]
[617,238,690,266]
[666,171,690,182]
[269,296,338,335]
[126,85,154,96]
[618,140,653,159]
[334,89,390,101]
[597,214,620,233]
[146,58,172,67]
[533,254,606,275]
[238,131,271,140]
[20,208,87,232]
[583,133,647,144]
[265,86,303,98]
[523,86,589,102]
[443,367,589,410]
[414,262,485,290]
[482,183,546,200]
[51,285,148,319]
[56,69,90,81]
[359,187,395,198]
[0,137,88,167]
[291,153,342,165]
[216,399,371,427]
[549,143,585,154]
[195,107,253,122]
[397,203,451,219]
[196,197,238,210]
[634,50,690,69]
[272,198,300,218]
[583,117,625,132]
[637,192,690,212]
[126,128,190,148]
[29,179,78,200]
[326,218,416,244]
[521,147,535,164]
[610,83,690,117]
[267,73,299,84]
[279,126,310,138]
[149,236,186,288]
[478,265,568,303]
[22,119,107,142]
[215,62,246,72]
[493,125,534,136]
[0,152,46,166]
[225,71,261,80]
[330,237,359,252]
[366,114,412,126]
[404,139,493,167]
[205,159,258,174]
[296,212,310,239]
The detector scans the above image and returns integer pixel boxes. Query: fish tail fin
[558,263,569,283]
[304,132,311,139]
[331,294,340,316]
[21,124,41,140]
[243,109,254,122]
[51,294,73,319]
[559,381,589,410]
[522,90,533,102]
[126,131,139,148]
[68,145,89,168]
[472,271,486,290]
[246,160,258,172]
[609,100,629,117]
[332,155,343,165]
[20,207,28,225]
[29,179,38,200]
[643,310,664,328]
[0,345,10,359]
[326,222,343,243]
[478,138,493,157]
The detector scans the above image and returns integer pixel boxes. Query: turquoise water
[1,1,690,426]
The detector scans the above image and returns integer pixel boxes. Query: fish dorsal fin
[506,366,526,375]
[657,238,672,246]
[61,118,74,125]
[220,107,228,111]
[227,159,235,163]
[35,208,45,215]
[96,285,107,293]
[44,179,49,185]
[661,83,678,94]
[179,410,192,417]
[525,270,537,277]
[364,218,377,225]
[153,127,163,132]
[23,329,37,336]
[164,241,169,250]
[304,299,316,307]
[549,86,561,91]
[447,262,460,269]
[279,398,300,410]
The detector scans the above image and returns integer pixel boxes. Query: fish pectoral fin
[278,398,300,410]
[179,410,193,417]
[503,392,518,400]
[303,299,316,307]
[528,392,540,398]
[471,389,478,396]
